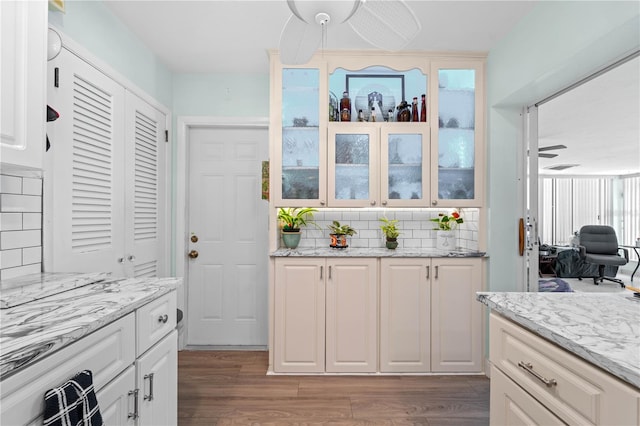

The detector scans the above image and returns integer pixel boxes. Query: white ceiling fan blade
[279,14,322,65]
[348,0,421,51]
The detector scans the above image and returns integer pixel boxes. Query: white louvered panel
[134,110,158,242]
[572,179,602,232]
[71,74,113,252]
[134,260,157,278]
[553,180,572,245]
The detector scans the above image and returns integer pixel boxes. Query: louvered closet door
[124,92,167,278]
[46,49,126,275]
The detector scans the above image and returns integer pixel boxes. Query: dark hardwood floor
[178,350,490,425]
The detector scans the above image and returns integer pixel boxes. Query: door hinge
[165,130,169,143]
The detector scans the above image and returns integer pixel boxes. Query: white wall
[487,1,639,291]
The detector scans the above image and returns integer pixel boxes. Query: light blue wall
[48,1,173,108]
[487,1,639,291]
[173,73,269,117]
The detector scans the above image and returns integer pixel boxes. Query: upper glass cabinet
[433,64,483,207]
[329,66,427,123]
[280,68,325,203]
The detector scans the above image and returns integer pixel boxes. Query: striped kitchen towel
[43,370,103,426]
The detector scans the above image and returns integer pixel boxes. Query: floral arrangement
[430,211,463,231]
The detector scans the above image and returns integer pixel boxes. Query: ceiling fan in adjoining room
[538,144,567,158]
[278,0,421,65]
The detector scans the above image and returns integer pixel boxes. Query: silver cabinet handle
[144,373,155,401]
[328,265,332,279]
[117,257,125,264]
[435,265,439,279]
[320,265,323,280]
[158,314,168,323]
[127,254,136,262]
[128,389,139,419]
[426,265,430,279]
[370,200,376,206]
[518,361,557,388]
[432,200,437,205]
[381,200,387,206]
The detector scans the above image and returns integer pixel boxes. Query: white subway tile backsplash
[1,229,41,250]
[22,213,42,230]
[0,175,22,194]
[0,174,44,279]
[0,263,41,281]
[22,246,42,265]
[22,178,42,196]
[0,194,42,213]
[0,249,22,269]
[0,213,22,231]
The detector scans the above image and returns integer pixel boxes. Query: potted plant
[379,217,400,249]
[327,220,357,249]
[277,207,318,249]
[430,210,463,250]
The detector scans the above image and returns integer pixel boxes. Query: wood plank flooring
[178,350,490,425]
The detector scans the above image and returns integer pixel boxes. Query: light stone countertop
[271,247,487,258]
[477,291,640,389]
[0,275,181,380]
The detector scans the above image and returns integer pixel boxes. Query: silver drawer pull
[144,373,155,401]
[518,361,558,388]
[128,389,139,419]
[158,314,168,323]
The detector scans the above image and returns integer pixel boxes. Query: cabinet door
[98,365,137,426]
[137,330,177,426]
[45,48,126,275]
[380,125,430,207]
[275,66,327,207]
[0,0,46,170]
[380,258,430,372]
[328,124,378,207]
[431,258,483,372]
[490,366,565,426]
[430,62,484,207]
[274,258,325,372]
[124,91,168,277]
[326,258,377,373]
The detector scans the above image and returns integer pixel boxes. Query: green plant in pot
[277,207,318,249]
[328,220,357,249]
[379,217,400,249]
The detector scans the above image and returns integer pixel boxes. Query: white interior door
[187,125,268,346]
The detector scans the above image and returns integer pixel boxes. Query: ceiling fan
[538,144,567,158]
[279,0,421,65]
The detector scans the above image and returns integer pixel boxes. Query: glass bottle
[420,94,427,122]
[357,109,364,122]
[340,91,351,122]
[412,97,419,122]
[387,109,394,122]
[370,106,377,122]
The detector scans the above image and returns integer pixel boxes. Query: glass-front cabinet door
[380,126,430,207]
[431,62,484,207]
[328,125,378,207]
[277,67,327,206]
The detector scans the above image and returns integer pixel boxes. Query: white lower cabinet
[490,312,640,425]
[380,258,431,373]
[0,291,177,425]
[430,258,483,373]
[274,257,377,373]
[380,257,483,373]
[274,256,483,374]
[136,331,177,426]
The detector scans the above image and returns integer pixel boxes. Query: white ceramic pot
[436,230,456,251]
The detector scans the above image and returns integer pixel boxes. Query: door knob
[188,250,199,259]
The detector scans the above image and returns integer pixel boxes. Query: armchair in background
[578,225,629,288]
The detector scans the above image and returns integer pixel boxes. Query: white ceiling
[104,0,639,177]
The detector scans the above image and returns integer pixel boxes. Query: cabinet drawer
[1,313,136,426]
[137,291,176,356]
[490,313,640,425]
[490,365,565,425]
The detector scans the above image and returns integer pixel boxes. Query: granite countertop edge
[271,247,488,258]
[0,276,182,381]
[477,292,640,389]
